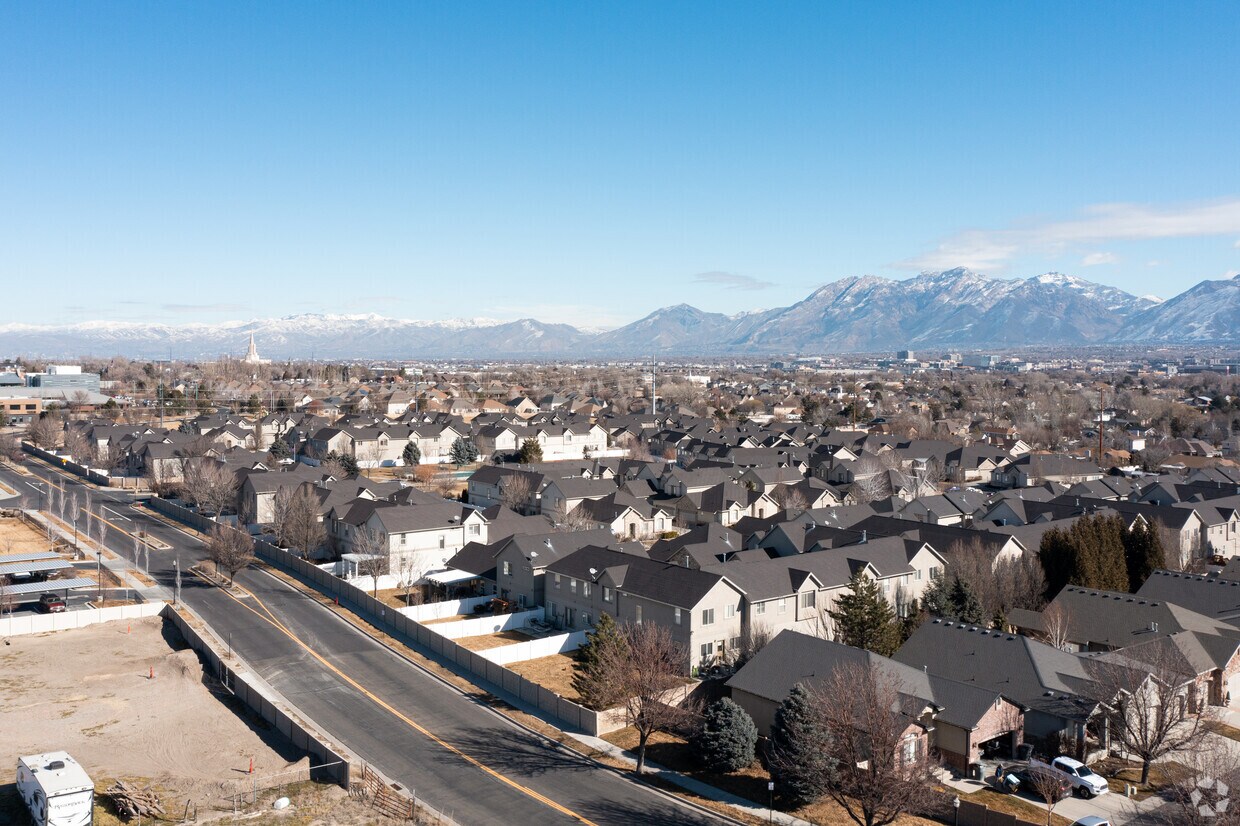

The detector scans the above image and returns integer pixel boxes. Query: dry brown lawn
[453,629,534,651]
[0,514,51,553]
[1096,756,1191,800]
[507,653,580,700]
[967,788,1073,826]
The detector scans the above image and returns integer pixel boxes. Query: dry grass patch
[1205,719,1240,742]
[0,514,51,552]
[450,629,533,651]
[966,788,1073,826]
[507,653,580,700]
[1096,756,1191,800]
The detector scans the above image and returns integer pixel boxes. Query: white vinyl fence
[480,629,590,665]
[432,608,545,640]
[399,596,493,621]
[0,601,166,637]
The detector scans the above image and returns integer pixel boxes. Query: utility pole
[650,358,657,414]
[1098,385,1104,465]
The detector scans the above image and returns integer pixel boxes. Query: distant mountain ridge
[2,269,1236,358]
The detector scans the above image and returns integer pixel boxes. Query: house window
[755,601,766,615]
[603,587,612,603]
[929,566,941,579]
[400,534,407,546]
[901,736,920,766]
[725,604,736,619]
[674,607,682,625]
[439,536,446,549]
[554,574,562,589]
[700,642,713,661]
[570,578,577,594]
[468,524,480,535]
[503,561,512,577]
[582,613,591,626]
[635,604,642,624]
[730,636,740,650]
[800,591,816,609]
[583,582,591,597]
[702,608,715,625]
[778,598,787,614]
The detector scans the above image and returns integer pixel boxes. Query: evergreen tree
[268,438,291,460]
[518,438,544,464]
[920,573,951,617]
[1123,520,1165,591]
[827,570,900,656]
[693,698,758,773]
[571,613,627,710]
[948,576,985,625]
[449,437,478,467]
[402,441,421,467]
[1039,513,1132,598]
[898,598,922,644]
[768,683,834,807]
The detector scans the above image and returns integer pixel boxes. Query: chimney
[860,530,867,544]
[683,554,691,568]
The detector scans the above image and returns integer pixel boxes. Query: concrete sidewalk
[23,508,167,603]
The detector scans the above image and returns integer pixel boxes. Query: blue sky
[2,2,1238,328]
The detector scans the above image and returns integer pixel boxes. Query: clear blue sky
[2,2,1238,328]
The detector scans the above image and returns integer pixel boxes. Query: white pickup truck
[1032,756,1110,799]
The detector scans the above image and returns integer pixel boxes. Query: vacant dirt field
[453,628,533,651]
[0,616,311,822]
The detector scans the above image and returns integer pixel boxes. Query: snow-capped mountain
[0,271,1231,358]
[1113,274,1240,343]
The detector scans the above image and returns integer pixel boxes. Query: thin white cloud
[895,198,1240,271]
[1146,260,1163,267]
[1081,251,1118,267]
[693,271,775,291]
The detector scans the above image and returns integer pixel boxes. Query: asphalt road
[0,460,731,826]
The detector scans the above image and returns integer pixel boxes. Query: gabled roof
[893,618,1100,722]
[547,545,739,610]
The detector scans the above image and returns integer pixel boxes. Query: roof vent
[47,760,65,770]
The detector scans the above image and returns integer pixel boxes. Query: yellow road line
[198,573,600,826]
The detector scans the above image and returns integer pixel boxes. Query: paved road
[0,460,730,826]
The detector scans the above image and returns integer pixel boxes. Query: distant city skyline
[2,3,1238,326]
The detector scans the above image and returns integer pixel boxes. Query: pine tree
[449,437,478,467]
[768,683,834,807]
[949,576,985,625]
[268,438,291,460]
[402,441,421,467]
[693,698,758,773]
[1123,520,1165,591]
[571,613,627,710]
[518,438,544,464]
[920,573,951,617]
[827,570,900,656]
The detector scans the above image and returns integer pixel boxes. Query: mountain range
[2,269,1238,359]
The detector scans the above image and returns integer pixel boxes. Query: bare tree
[1022,765,1071,826]
[1156,746,1240,826]
[594,622,689,774]
[499,473,536,514]
[849,457,890,504]
[396,552,426,607]
[63,430,89,464]
[205,525,255,585]
[276,486,326,558]
[200,462,239,519]
[0,575,14,617]
[25,414,62,449]
[90,507,107,556]
[771,485,809,515]
[0,433,24,465]
[1041,602,1073,651]
[1085,641,1214,785]
[808,661,941,826]
[353,525,388,597]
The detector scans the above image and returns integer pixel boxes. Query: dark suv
[36,593,67,613]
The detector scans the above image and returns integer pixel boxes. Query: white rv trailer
[15,752,94,826]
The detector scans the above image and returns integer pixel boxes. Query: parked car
[36,593,67,613]
[1071,818,1111,826]
[1000,766,1072,801]
[1034,756,1110,798]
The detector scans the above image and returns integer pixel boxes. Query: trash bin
[969,763,983,780]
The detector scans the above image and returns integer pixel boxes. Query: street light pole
[768,781,775,824]
[952,795,960,826]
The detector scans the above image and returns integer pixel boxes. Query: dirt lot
[0,616,374,824]
[507,652,580,700]
[0,514,52,554]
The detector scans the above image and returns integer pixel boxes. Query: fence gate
[353,764,415,821]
